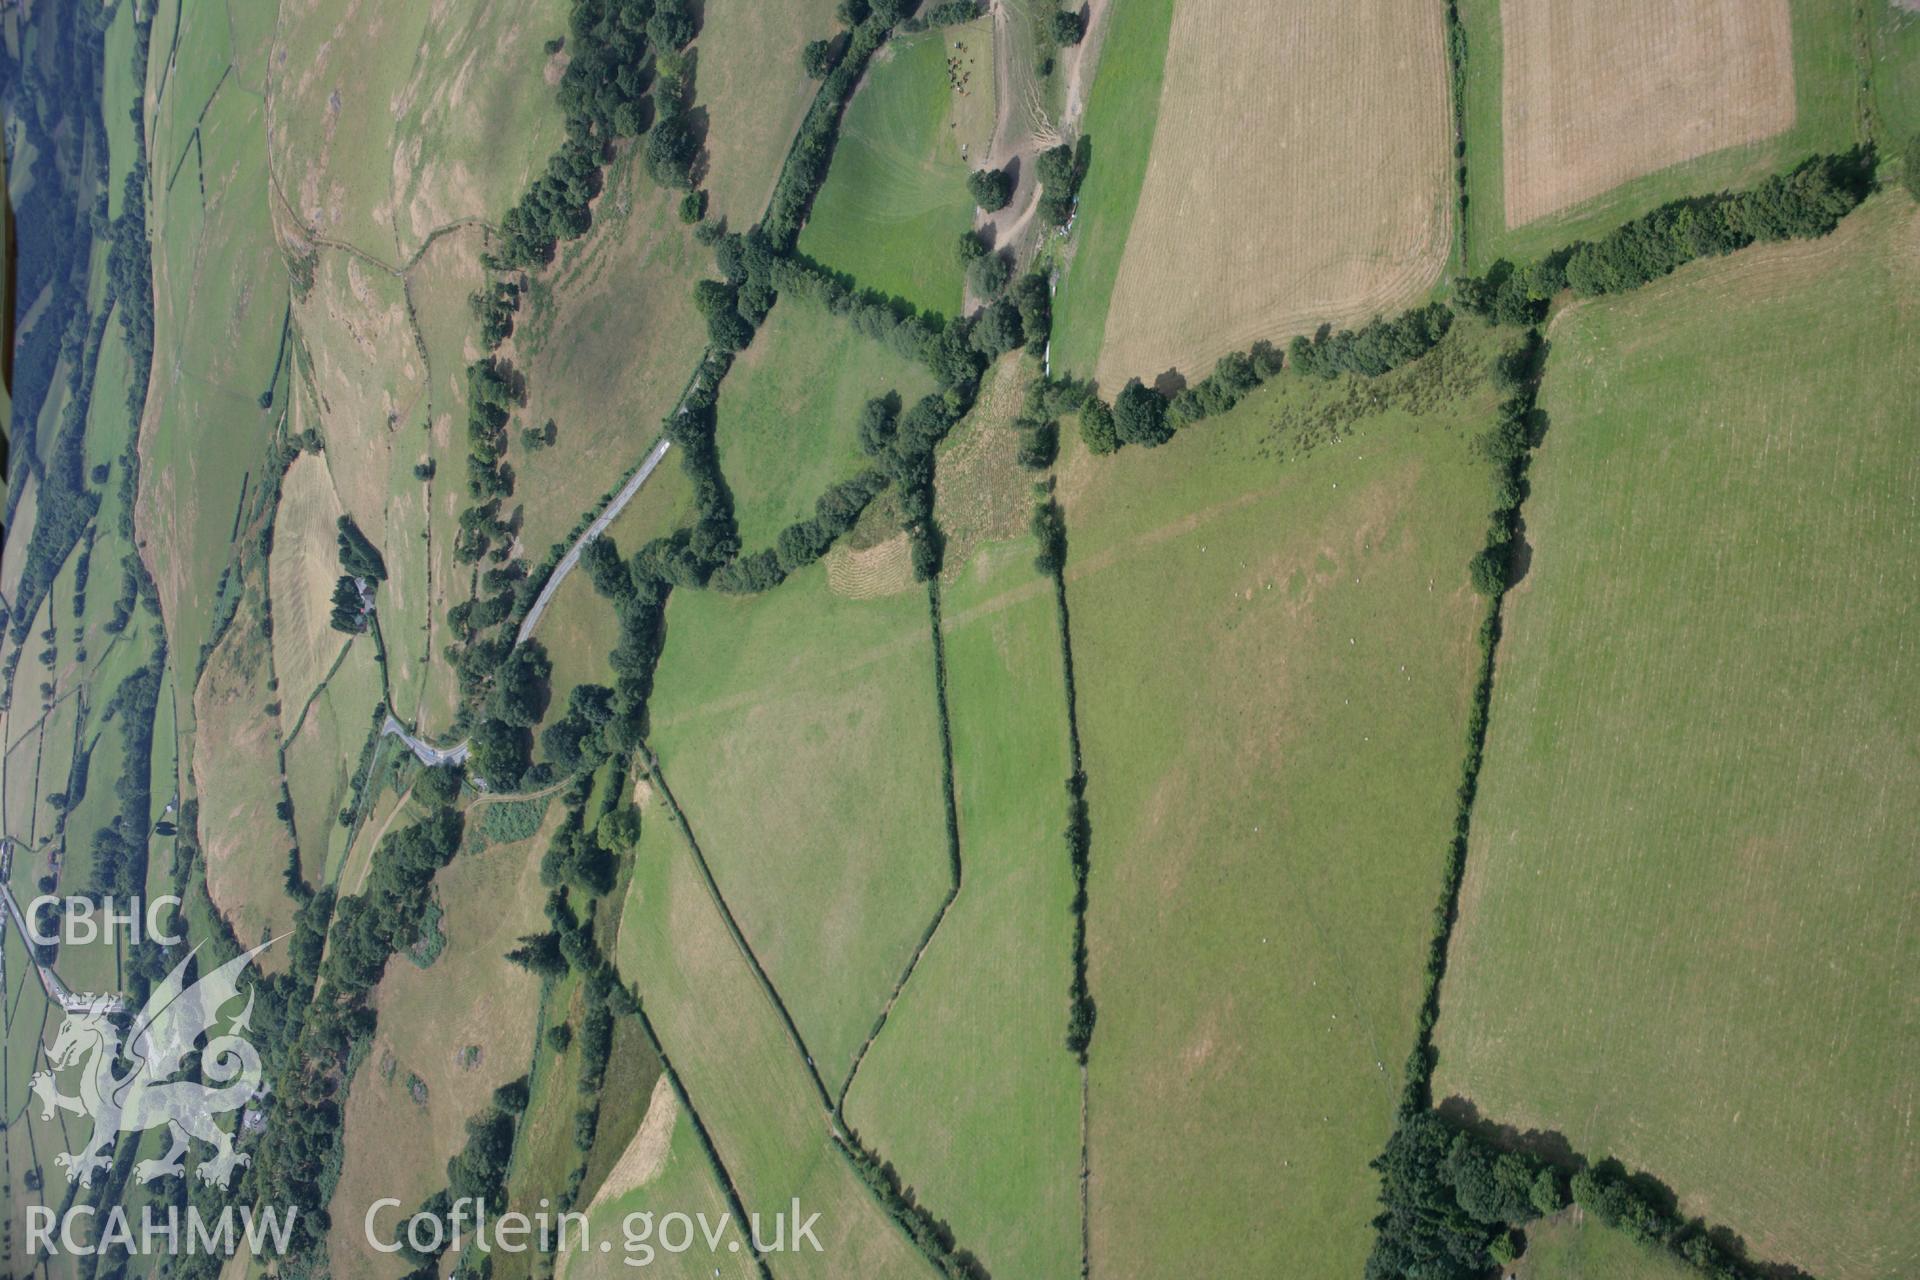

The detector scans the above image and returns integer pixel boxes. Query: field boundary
[832,581,966,1116]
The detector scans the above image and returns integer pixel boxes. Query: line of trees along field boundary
[1367,155,1879,1280]
[832,580,967,1116]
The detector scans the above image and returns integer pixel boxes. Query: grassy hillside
[1435,197,1920,1280]
[645,568,951,1086]
[1063,325,1504,1278]
[715,296,937,549]
[842,537,1082,1280]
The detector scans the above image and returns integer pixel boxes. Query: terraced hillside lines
[328,800,559,1280]
[695,0,841,227]
[621,814,941,1280]
[1434,199,1920,1280]
[1094,0,1451,389]
[715,297,938,549]
[645,568,952,1086]
[270,451,351,719]
[843,538,1082,1280]
[1061,345,1501,1277]
[512,166,709,558]
[1501,0,1795,228]
[797,30,978,316]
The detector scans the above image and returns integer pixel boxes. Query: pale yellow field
[1097,0,1452,388]
[193,590,296,967]
[269,451,350,721]
[327,802,557,1279]
[1501,0,1795,228]
[695,0,841,225]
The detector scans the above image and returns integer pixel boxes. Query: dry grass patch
[1501,0,1796,227]
[328,801,558,1279]
[269,452,349,717]
[695,0,840,225]
[1097,0,1451,388]
[193,591,296,966]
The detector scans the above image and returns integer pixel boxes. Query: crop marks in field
[1500,0,1795,228]
[1095,0,1452,389]
[1062,337,1501,1277]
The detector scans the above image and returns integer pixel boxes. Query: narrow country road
[516,436,672,644]
[381,713,470,766]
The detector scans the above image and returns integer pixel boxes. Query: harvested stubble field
[1095,0,1452,390]
[644,567,951,1087]
[1434,199,1920,1280]
[1460,0,1865,266]
[1060,328,1503,1278]
[1500,0,1795,228]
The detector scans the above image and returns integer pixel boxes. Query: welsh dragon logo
[29,939,271,1189]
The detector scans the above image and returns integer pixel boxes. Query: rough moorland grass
[1458,0,1863,270]
[1060,334,1501,1278]
[645,565,950,1086]
[283,639,383,880]
[1434,198,1920,1280]
[843,536,1081,1280]
[268,0,569,262]
[619,812,942,1280]
[1046,0,1175,380]
[796,29,976,316]
[140,76,288,677]
[269,452,350,718]
[717,296,937,549]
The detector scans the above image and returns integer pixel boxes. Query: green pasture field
[619,814,939,1280]
[645,566,951,1087]
[843,536,1081,1280]
[514,164,708,558]
[1045,0,1175,382]
[486,970,586,1280]
[141,70,288,676]
[102,1,138,220]
[1434,197,1920,1280]
[1059,324,1503,1278]
[716,296,937,549]
[796,29,977,315]
[1874,0,1920,142]
[1515,1213,1696,1280]
[695,0,841,227]
[148,0,230,194]
[564,1104,759,1280]
[1457,0,1865,270]
[51,717,129,993]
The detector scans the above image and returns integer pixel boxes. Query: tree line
[1457,151,1872,326]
